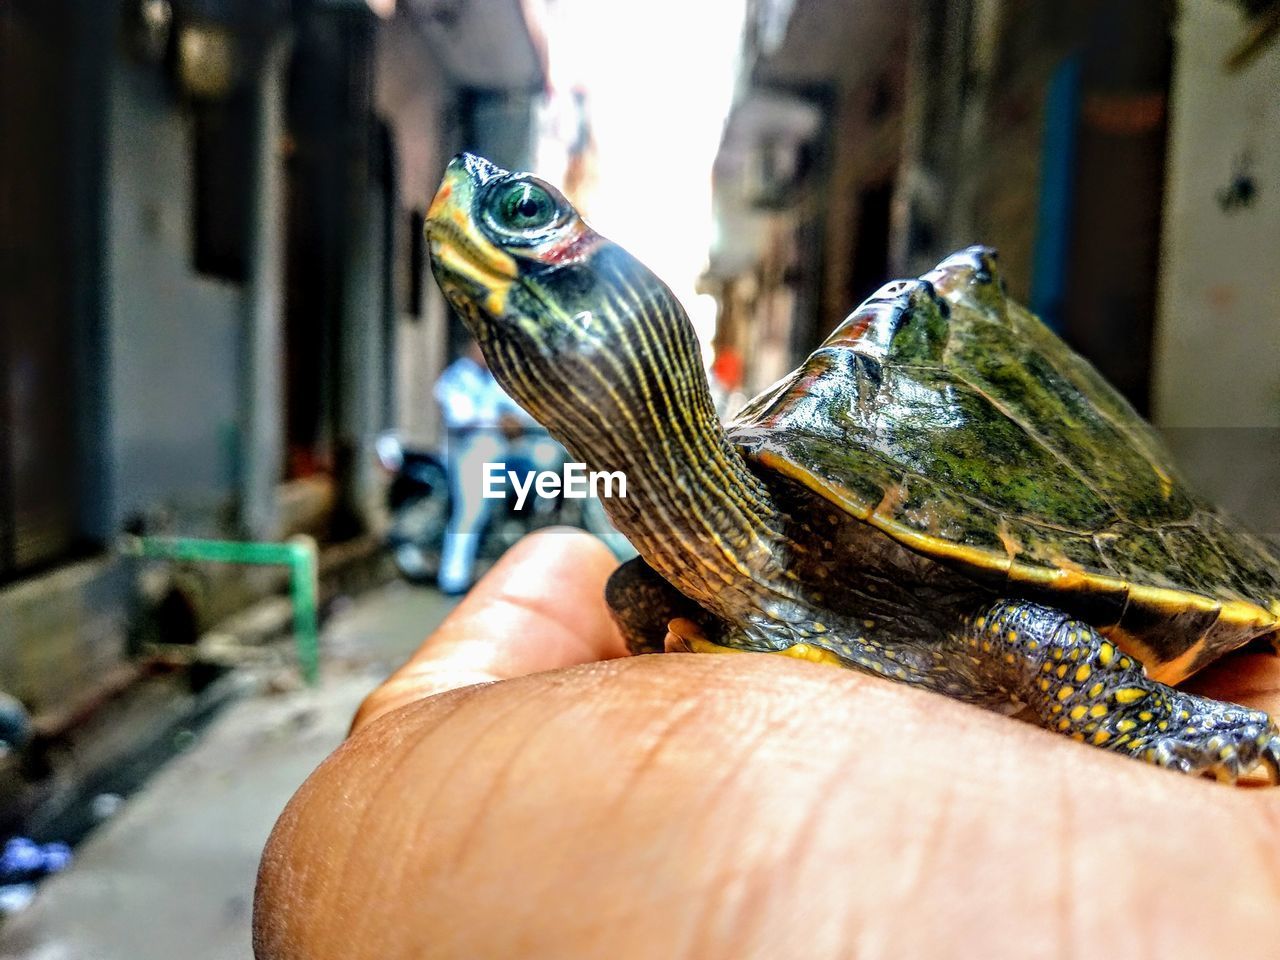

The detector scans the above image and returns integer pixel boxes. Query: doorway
[0,1,108,580]
[1059,0,1172,415]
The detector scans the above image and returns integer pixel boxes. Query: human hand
[254,529,1280,959]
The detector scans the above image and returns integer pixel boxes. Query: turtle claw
[960,601,1280,786]
[1144,716,1280,785]
[1258,735,1280,786]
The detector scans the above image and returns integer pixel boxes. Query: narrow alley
[0,582,454,960]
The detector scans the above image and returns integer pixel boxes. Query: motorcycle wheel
[389,492,448,584]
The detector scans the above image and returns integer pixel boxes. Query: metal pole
[123,535,322,685]
[287,537,320,685]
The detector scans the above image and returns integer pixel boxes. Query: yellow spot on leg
[687,637,845,670]
[776,643,846,666]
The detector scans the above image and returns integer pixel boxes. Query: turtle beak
[427,153,519,320]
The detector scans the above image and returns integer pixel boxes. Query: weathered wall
[0,559,130,720]
[1155,0,1280,535]
[1,16,260,716]
[105,58,243,534]
[1156,0,1280,428]
[238,49,290,541]
[377,15,455,449]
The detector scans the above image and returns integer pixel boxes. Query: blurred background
[0,0,1278,955]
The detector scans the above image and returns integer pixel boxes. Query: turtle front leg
[605,557,713,655]
[953,600,1280,784]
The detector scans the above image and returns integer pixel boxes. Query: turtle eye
[483,180,566,244]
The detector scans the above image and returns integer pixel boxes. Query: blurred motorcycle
[374,429,632,586]
[375,432,451,583]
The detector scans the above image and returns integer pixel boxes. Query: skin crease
[253,530,1280,960]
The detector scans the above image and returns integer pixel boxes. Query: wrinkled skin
[254,530,1280,960]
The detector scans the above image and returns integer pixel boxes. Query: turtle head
[426,153,710,448]
[428,154,792,616]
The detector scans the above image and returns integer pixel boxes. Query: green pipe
[123,535,321,685]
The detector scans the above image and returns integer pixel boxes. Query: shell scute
[728,246,1280,674]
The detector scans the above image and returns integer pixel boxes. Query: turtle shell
[727,247,1280,683]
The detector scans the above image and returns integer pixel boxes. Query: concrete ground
[0,580,456,960]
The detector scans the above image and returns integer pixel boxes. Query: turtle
[426,152,1280,783]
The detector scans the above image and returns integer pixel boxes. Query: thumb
[352,528,626,732]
